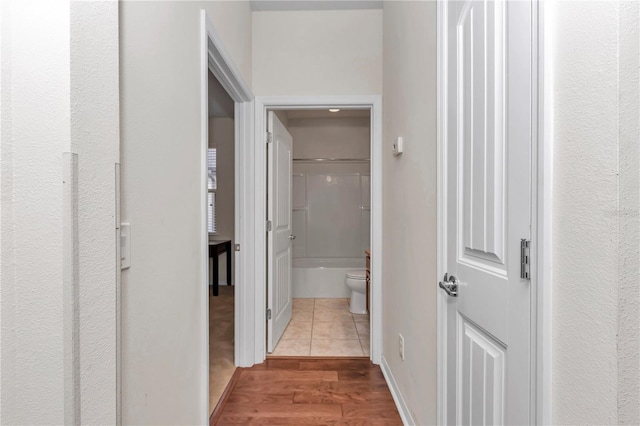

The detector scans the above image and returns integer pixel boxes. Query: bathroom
[268,108,371,357]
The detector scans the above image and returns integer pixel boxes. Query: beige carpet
[209,285,235,415]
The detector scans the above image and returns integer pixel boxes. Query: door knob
[438,273,458,297]
[289,234,296,240]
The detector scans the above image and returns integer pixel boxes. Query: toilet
[345,270,367,314]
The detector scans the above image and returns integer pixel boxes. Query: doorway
[200,10,254,422]
[206,70,235,413]
[266,108,372,357]
[253,96,383,364]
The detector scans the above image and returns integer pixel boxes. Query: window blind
[208,148,217,233]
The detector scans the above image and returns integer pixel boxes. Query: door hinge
[234,243,240,252]
[266,132,273,144]
[266,309,272,320]
[520,239,531,280]
[266,220,272,232]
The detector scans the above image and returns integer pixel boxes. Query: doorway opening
[253,96,383,364]
[206,70,235,414]
[200,10,254,422]
[267,108,372,357]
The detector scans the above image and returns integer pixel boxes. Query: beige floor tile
[292,308,314,321]
[355,320,370,339]
[312,320,358,340]
[314,307,353,322]
[282,320,313,340]
[360,338,370,356]
[310,339,364,357]
[272,339,311,356]
[293,298,315,311]
[314,298,349,309]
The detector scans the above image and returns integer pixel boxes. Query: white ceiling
[250,0,383,12]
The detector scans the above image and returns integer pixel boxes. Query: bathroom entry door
[442,1,534,424]
[267,111,294,353]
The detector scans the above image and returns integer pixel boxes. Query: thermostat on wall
[393,137,404,156]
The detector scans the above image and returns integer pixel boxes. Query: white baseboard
[380,356,415,426]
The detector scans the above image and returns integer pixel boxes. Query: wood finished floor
[213,358,403,425]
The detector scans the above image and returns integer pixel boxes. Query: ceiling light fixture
[329,108,340,113]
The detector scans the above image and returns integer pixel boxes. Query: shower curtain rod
[292,158,371,162]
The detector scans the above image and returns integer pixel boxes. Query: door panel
[267,111,293,353]
[444,1,533,424]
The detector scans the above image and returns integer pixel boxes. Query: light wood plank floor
[213,358,402,425]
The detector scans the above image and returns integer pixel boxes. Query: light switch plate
[392,136,404,156]
[121,223,131,269]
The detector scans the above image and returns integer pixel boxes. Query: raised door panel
[457,0,506,277]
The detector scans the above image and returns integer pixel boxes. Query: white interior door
[442,1,533,424]
[267,111,294,353]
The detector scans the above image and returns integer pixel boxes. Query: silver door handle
[438,273,458,297]
[289,234,296,240]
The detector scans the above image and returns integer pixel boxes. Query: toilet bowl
[345,270,367,314]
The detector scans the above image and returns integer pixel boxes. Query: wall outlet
[399,334,405,361]
[392,136,404,156]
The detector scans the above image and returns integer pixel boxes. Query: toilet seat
[346,270,366,280]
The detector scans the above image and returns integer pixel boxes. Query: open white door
[267,111,294,353]
[442,1,533,424]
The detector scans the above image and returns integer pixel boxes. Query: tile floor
[271,298,370,357]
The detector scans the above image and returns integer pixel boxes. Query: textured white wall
[252,10,382,96]
[552,1,639,424]
[70,2,120,423]
[119,2,251,423]
[617,2,639,424]
[0,1,69,422]
[381,2,437,424]
[1,1,119,423]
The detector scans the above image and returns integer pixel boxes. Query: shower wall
[292,162,370,260]
[286,114,371,297]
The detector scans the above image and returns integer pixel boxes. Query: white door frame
[254,96,383,365]
[435,1,552,424]
[200,10,254,422]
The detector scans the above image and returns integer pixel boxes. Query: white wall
[1,1,119,423]
[288,116,371,159]
[119,1,251,423]
[551,1,640,424]
[208,1,252,88]
[617,3,640,423]
[70,2,120,423]
[381,2,437,424]
[252,9,382,96]
[1,2,69,422]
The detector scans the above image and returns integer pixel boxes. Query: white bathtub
[292,257,366,298]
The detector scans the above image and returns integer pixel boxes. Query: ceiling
[250,0,383,12]
[282,109,371,119]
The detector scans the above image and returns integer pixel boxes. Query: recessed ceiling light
[329,108,340,113]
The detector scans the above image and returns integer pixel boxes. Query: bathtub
[292,257,366,299]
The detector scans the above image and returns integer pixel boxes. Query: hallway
[211,358,402,425]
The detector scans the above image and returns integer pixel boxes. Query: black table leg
[226,242,232,285]
[212,251,219,297]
